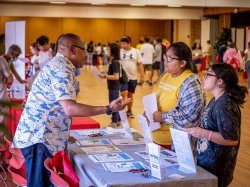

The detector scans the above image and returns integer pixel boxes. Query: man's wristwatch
[105,105,112,115]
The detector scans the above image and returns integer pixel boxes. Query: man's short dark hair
[120,36,131,43]
[144,37,150,43]
[36,35,49,46]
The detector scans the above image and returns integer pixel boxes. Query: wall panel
[1,16,173,52]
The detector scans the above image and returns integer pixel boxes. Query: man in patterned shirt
[12,33,131,187]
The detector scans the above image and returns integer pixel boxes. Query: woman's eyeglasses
[163,55,181,62]
[203,73,218,79]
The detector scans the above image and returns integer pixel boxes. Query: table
[69,129,218,187]
[8,98,24,136]
[71,117,100,130]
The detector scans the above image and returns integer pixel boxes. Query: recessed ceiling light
[130,4,145,7]
[91,3,106,5]
[50,1,66,4]
[168,5,183,7]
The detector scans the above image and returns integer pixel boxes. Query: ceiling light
[168,5,183,7]
[130,4,145,7]
[91,3,106,5]
[50,1,66,4]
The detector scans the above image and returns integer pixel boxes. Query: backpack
[229,57,239,71]
[119,64,128,84]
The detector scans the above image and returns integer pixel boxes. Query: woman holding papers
[152,42,205,150]
[186,63,248,187]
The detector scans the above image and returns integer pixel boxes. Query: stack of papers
[75,130,109,136]
[111,138,145,145]
[77,139,112,146]
[80,145,121,154]
[102,162,148,172]
[88,153,133,163]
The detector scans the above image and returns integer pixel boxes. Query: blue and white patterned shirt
[12,53,77,155]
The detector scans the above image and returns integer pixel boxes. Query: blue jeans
[21,143,53,187]
[109,89,120,122]
[159,61,164,75]
[246,61,250,88]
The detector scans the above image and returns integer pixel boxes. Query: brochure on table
[111,138,145,145]
[80,145,121,154]
[148,143,166,180]
[102,162,148,172]
[106,127,137,134]
[119,109,132,138]
[137,114,153,152]
[77,139,112,146]
[170,128,197,173]
[89,153,133,162]
[75,129,109,136]
[142,93,161,132]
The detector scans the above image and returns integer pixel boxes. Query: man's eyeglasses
[72,44,86,52]
[203,73,218,79]
[163,55,181,62]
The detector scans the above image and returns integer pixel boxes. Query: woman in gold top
[152,42,205,150]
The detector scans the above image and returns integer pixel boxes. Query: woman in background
[186,63,248,187]
[99,43,121,127]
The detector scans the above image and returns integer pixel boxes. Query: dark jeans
[21,143,53,187]
[109,89,120,123]
[246,61,250,88]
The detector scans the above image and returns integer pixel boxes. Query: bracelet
[208,131,212,141]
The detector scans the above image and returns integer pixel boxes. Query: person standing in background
[0,34,5,55]
[120,36,144,118]
[140,37,155,86]
[87,40,94,66]
[28,42,40,77]
[223,42,243,70]
[244,41,250,91]
[99,43,121,127]
[205,40,212,68]
[152,38,162,81]
[36,35,52,70]
[192,42,203,71]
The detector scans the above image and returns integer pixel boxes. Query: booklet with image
[80,145,121,154]
[142,93,161,132]
[170,128,197,173]
[77,139,112,146]
[161,149,177,158]
[102,162,148,172]
[111,138,145,145]
[88,153,133,163]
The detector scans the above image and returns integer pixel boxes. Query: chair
[7,166,26,187]
[0,143,8,187]
[4,136,27,187]
[4,136,25,170]
[44,158,70,187]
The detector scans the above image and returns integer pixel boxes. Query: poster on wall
[5,21,26,58]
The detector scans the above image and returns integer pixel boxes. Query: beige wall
[174,20,191,46]
[0,16,172,53]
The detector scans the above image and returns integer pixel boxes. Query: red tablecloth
[10,109,100,136]
[9,98,24,136]
[71,117,100,129]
